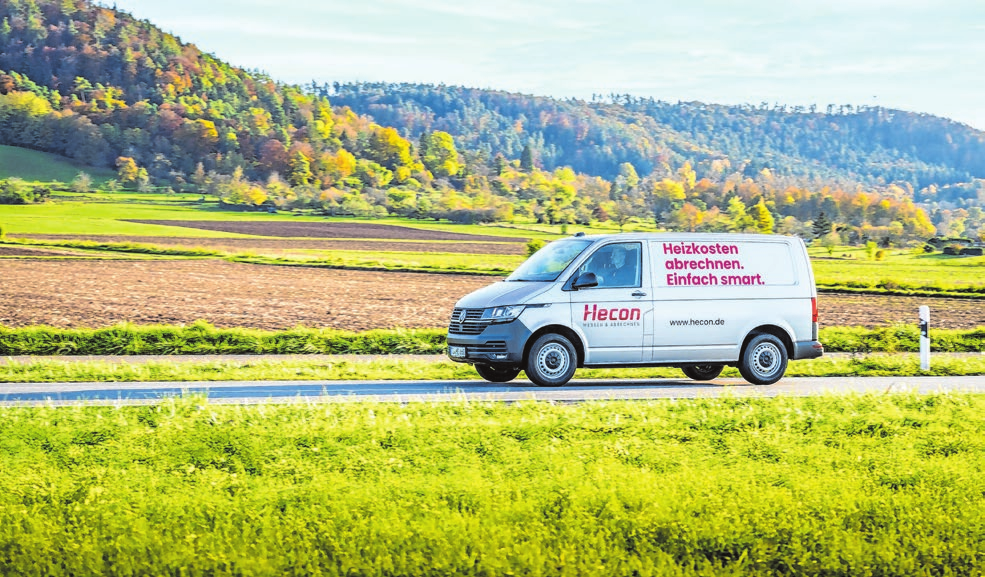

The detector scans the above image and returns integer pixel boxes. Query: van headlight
[481,305,525,323]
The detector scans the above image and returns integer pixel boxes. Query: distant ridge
[326,82,985,193]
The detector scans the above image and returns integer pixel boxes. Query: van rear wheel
[682,364,724,381]
[525,333,577,387]
[474,364,521,383]
[739,334,788,385]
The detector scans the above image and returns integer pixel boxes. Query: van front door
[568,242,650,364]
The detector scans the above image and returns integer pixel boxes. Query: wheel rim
[694,365,716,374]
[751,342,782,379]
[536,343,570,379]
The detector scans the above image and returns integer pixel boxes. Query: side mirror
[571,272,599,290]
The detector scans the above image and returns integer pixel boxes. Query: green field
[0,145,116,183]
[0,194,557,238]
[2,394,985,575]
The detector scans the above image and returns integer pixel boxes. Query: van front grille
[448,308,486,335]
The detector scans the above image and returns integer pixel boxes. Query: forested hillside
[326,83,985,203]
[0,0,426,194]
[0,0,979,242]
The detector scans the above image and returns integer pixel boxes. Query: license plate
[449,346,466,358]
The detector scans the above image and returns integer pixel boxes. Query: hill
[0,0,426,191]
[325,83,985,201]
[0,0,975,242]
[0,144,114,182]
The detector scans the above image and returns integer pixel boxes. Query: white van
[447,232,822,386]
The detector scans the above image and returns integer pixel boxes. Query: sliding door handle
[632,291,647,298]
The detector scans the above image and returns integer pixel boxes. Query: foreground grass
[2,354,984,382]
[1,323,982,356]
[2,394,985,575]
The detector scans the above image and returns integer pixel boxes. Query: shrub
[526,239,546,257]
[71,171,93,193]
[0,222,5,240]
[960,247,983,256]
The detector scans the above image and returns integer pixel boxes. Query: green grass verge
[3,394,985,575]
[1,353,984,382]
[0,323,981,357]
[0,322,448,356]
[0,145,116,182]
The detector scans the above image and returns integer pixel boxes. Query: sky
[109,0,985,130]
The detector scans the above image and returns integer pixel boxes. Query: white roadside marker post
[919,305,930,371]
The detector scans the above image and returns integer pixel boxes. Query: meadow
[2,394,985,575]
[0,145,117,183]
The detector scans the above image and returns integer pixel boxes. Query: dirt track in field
[17,235,526,255]
[0,259,982,330]
[125,220,526,242]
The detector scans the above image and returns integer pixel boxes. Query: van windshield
[507,240,592,282]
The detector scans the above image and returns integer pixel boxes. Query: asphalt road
[3,375,985,405]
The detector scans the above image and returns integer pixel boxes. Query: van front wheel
[682,364,724,381]
[739,334,788,385]
[474,364,521,383]
[525,333,577,387]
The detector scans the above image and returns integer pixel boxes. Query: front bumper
[792,340,824,360]
[447,320,532,365]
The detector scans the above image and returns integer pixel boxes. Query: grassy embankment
[2,395,985,575]
[2,323,982,356]
[0,324,982,382]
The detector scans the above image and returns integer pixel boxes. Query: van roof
[566,232,804,243]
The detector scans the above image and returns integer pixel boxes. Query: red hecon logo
[583,304,641,322]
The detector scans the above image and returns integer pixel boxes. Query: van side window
[580,242,641,288]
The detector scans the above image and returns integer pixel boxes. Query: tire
[681,364,724,381]
[738,333,788,385]
[525,333,577,387]
[474,364,521,383]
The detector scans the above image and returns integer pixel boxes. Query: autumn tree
[115,157,138,187]
[752,199,775,234]
[288,151,313,187]
[419,131,461,178]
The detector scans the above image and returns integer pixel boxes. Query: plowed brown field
[1,259,982,330]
